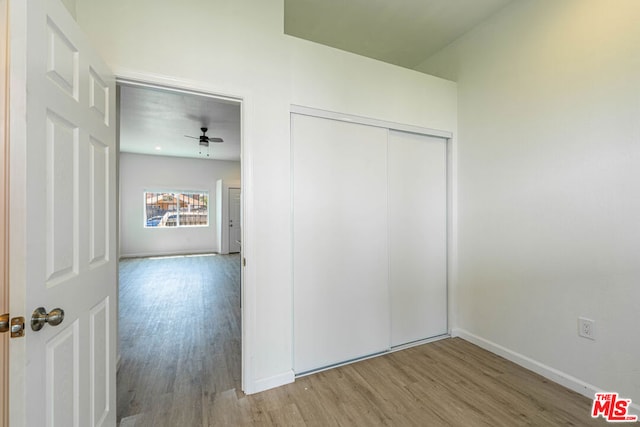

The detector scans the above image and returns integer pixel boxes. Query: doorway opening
[115,80,243,425]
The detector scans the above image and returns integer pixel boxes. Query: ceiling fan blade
[209,137,224,143]
[184,135,199,140]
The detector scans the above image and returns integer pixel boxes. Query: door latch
[11,317,25,338]
[0,313,25,338]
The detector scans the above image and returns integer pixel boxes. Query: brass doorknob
[0,313,8,333]
[31,307,65,331]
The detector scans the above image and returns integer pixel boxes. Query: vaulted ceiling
[284,0,515,69]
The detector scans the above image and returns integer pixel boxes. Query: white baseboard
[451,328,640,414]
[452,329,599,396]
[119,250,218,259]
[249,370,295,395]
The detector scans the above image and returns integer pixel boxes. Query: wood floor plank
[118,254,607,426]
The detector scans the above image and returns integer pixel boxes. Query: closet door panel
[292,114,389,374]
[389,130,447,347]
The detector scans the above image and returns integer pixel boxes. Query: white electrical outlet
[578,317,595,340]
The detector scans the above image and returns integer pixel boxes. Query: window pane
[144,191,208,228]
[145,192,173,227]
[177,192,208,226]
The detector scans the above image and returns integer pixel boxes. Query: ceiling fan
[184,127,223,147]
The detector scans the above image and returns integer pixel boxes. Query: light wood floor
[118,254,605,426]
[118,253,241,426]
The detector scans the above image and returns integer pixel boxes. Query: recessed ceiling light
[155,146,162,151]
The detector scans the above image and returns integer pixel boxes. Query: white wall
[418,0,640,402]
[76,0,457,392]
[289,37,456,132]
[119,153,240,257]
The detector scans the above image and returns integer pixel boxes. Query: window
[144,191,208,227]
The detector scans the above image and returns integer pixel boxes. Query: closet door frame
[290,104,455,373]
[291,105,452,140]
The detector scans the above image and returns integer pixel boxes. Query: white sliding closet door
[389,130,447,347]
[292,114,389,374]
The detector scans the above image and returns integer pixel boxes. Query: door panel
[292,114,389,374]
[45,111,79,284]
[89,298,109,426]
[89,138,109,265]
[389,130,447,347]
[46,321,79,426]
[9,0,116,425]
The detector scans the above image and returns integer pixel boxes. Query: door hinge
[243,258,246,267]
[0,313,25,338]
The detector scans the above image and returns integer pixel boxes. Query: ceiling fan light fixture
[185,127,224,146]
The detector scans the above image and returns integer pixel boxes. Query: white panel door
[9,0,116,426]
[229,187,241,253]
[388,130,447,347]
[292,114,389,374]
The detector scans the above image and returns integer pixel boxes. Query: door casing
[0,0,9,425]
[115,76,248,392]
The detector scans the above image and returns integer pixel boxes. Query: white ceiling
[285,0,516,69]
[119,84,241,161]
